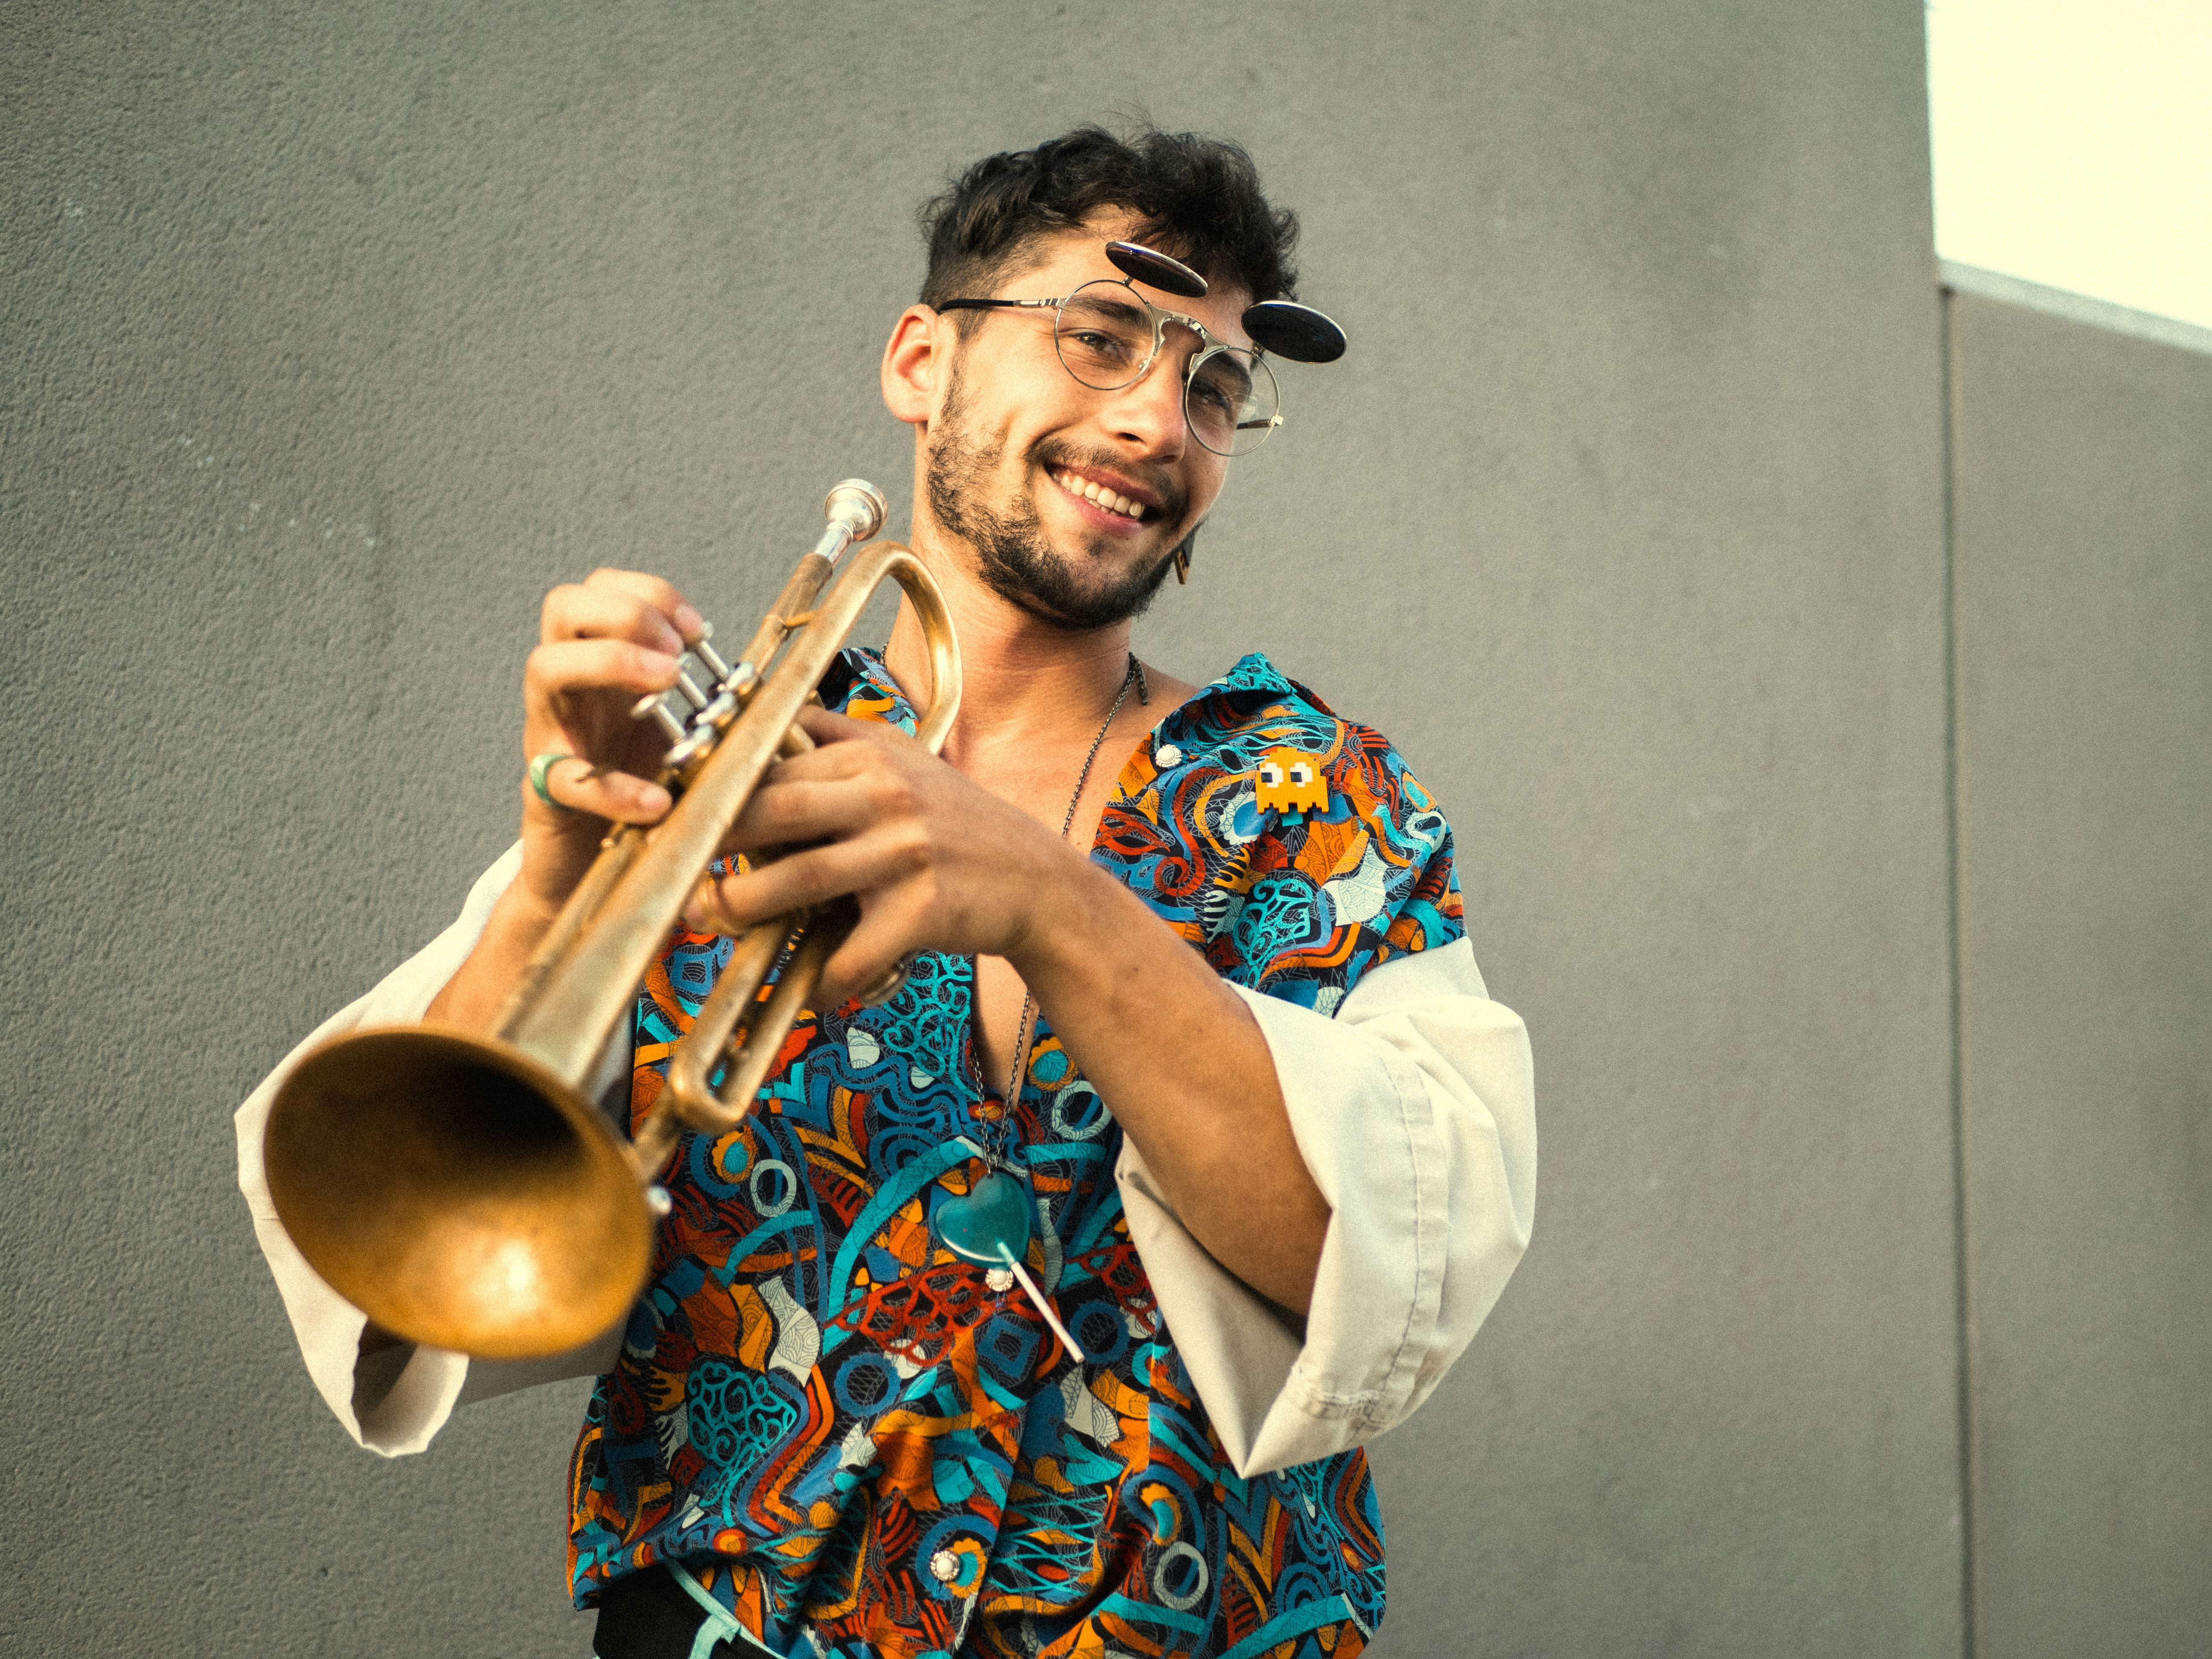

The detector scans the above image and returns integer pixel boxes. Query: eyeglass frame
[934,279,1285,456]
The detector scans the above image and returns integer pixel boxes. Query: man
[237,125,1535,1659]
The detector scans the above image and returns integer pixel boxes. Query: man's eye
[1069,330,1140,366]
[1190,366,1251,415]
[1188,378,1238,417]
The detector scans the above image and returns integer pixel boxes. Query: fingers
[716,724,938,851]
[511,570,697,919]
[686,827,932,936]
[682,866,927,1010]
[722,766,914,854]
[530,757,671,826]
[817,899,929,1007]
[524,637,682,707]
[794,705,922,752]
[541,570,701,651]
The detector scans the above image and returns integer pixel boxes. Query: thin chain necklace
[990,650,1144,1144]
[938,653,1144,1364]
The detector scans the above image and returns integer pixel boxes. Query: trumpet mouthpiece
[824,479,888,542]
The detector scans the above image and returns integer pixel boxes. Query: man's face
[918,224,1250,631]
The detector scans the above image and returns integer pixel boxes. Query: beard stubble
[924,364,1192,632]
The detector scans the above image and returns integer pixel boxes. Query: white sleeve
[1114,936,1536,1479]
[233,843,625,1456]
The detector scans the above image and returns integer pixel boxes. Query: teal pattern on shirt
[567,649,1465,1659]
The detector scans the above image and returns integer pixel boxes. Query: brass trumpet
[263,481,960,1360]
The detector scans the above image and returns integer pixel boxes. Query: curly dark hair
[917,124,1301,321]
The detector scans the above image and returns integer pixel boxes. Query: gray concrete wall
[2,1,1971,1653]
[1948,291,2212,1659]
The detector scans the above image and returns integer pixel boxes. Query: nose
[1096,332,1197,459]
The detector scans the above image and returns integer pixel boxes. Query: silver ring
[859,953,917,1007]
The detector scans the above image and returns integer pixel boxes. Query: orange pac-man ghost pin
[1255,749,1330,817]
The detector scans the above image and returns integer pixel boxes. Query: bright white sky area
[1927,0,2212,329]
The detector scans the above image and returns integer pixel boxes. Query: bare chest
[963,729,1145,1097]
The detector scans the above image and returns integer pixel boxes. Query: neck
[882,518,1140,767]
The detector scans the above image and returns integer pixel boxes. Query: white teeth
[1057,469,1143,520]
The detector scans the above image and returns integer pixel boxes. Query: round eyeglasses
[937,278,1284,457]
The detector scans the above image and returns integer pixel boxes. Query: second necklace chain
[990,651,1147,1146]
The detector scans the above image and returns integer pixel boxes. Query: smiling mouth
[1051,467,1156,524]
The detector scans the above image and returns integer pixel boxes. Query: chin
[983,538,1181,632]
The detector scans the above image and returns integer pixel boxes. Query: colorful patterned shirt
[569,648,1466,1659]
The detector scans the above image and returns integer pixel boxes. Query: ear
[882,305,948,427]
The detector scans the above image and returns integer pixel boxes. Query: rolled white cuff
[1116,937,1537,1478]
[234,844,623,1455]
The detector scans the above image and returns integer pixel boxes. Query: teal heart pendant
[934,1170,1034,1266]
[932,1167,1088,1363]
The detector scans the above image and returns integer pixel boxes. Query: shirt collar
[826,646,1329,734]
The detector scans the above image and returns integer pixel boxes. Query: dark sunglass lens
[1240,300,1348,364]
[1104,240,1209,298]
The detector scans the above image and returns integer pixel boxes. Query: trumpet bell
[264,1025,652,1361]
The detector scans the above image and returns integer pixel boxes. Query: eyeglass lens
[1052,280,1280,456]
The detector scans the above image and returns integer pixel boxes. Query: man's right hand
[425,568,697,1028]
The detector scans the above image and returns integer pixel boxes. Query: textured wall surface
[3,2,1966,1654]
[1948,295,2212,1659]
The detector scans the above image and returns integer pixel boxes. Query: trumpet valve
[690,623,736,684]
[633,690,690,742]
[664,723,716,774]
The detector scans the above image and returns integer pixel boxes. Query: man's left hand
[686,706,1081,1006]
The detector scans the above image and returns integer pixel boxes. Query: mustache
[1030,441,1189,525]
